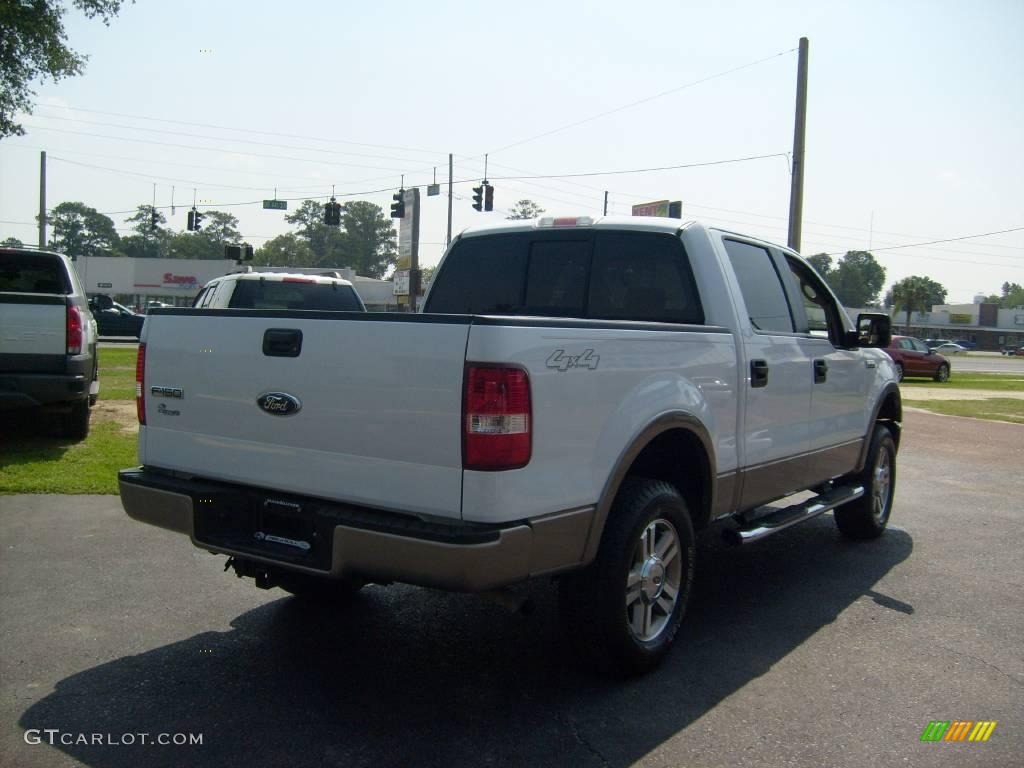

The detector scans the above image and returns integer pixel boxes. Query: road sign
[393,269,410,296]
[632,200,670,217]
[97,282,112,289]
[427,184,440,197]
[262,200,287,210]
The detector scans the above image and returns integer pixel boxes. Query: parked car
[88,295,145,338]
[191,271,366,311]
[0,247,99,438]
[885,335,951,381]
[924,338,953,350]
[931,342,968,356]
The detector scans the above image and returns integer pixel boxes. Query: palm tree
[888,276,933,333]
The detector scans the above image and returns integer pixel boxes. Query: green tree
[196,210,241,244]
[2,236,24,247]
[122,205,170,258]
[829,250,886,307]
[506,199,546,220]
[806,253,832,277]
[885,276,948,333]
[1,1,132,139]
[339,201,397,278]
[286,199,346,266]
[253,233,316,268]
[47,201,119,258]
[999,282,1024,308]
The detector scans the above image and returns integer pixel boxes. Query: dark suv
[885,335,950,382]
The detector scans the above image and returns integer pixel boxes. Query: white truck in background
[120,216,901,672]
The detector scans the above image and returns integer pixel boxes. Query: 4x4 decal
[546,348,600,372]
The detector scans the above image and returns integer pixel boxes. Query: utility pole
[787,36,809,252]
[409,187,421,313]
[603,191,608,216]
[446,153,453,247]
[38,151,47,249]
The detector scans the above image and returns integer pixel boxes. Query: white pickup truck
[120,216,901,672]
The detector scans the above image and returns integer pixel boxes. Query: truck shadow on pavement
[19,518,913,768]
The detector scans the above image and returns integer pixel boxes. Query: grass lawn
[903,398,1024,424]
[900,372,1024,392]
[1,347,139,494]
[96,346,138,400]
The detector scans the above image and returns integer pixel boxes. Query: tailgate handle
[262,328,302,358]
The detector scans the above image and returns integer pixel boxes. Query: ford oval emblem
[257,392,302,416]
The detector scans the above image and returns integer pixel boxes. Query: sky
[1,0,1022,303]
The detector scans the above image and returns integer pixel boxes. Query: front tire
[933,363,950,382]
[560,478,695,674]
[835,424,896,540]
[894,362,905,382]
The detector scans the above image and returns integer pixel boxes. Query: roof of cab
[204,271,353,287]
[457,215,694,239]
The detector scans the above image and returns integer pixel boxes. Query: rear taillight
[136,343,146,425]
[463,365,531,470]
[66,304,83,355]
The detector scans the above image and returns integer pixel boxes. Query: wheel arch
[582,412,715,565]
[856,383,902,472]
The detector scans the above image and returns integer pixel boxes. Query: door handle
[750,359,769,388]
[813,358,828,383]
[262,328,303,358]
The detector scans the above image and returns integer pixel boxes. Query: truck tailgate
[139,312,470,519]
[0,294,67,364]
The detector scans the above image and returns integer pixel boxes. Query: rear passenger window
[0,253,70,294]
[423,235,527,314]
[523,240,589,316]
[724,240,794,333]
[426,231,704,324]
[589,232,703,324]
[229,280,363,311]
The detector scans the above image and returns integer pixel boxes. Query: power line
[21,124,431,175]
[824,227,1024,257]
[35,105,449,156]
[484,47,797,156]
[3,142,354,189]
[33,114,449,166]
[483,153,789,181]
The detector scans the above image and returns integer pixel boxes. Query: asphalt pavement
[1,410,1021,768]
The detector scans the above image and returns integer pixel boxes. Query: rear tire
[835,424,896,540]
[60,398,91,441]
[560,478,695,674]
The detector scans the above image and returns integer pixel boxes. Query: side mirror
[851,313,892,348]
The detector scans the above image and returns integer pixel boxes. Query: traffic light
[484,184,494,212]
[150,208,158,230]
[187,210,196,231]
[471,185,484,212]
[390,190,405,219]
[192,210,204,232]
[324,198,341,226]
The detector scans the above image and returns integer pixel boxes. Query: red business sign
[162,273,198,286]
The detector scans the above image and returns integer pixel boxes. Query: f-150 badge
[546,349,600,372]
[257,392,302,416]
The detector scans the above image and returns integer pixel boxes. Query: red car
[885,336,951,382]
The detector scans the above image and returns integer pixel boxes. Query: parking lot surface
[1,410,1021,768]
